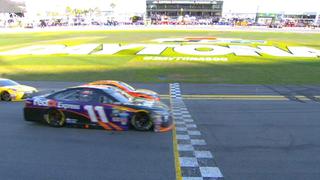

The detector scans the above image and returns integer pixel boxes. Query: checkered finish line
[170,83,224,180]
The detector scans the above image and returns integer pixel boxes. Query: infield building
[146,0,223,19]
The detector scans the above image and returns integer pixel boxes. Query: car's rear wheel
[1,91,11,101]
[46,109,65,127]
[131,112,153,131]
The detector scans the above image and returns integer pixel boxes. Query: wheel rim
[1,92,11,101]
[133,114,152,131]
[48,110,64,127]
[136,116,148,128]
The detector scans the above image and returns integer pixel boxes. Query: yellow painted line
[172,125,182,180]
[295,95,311,101]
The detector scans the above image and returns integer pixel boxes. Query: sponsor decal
[58,103,80,110]
[66,118,79,124]
[33,98,80,110]
[33,98,49,106]
[0,40,319,58]
[111,110,129,125]
[112,117,128,125]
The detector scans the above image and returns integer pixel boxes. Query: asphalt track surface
[1,81,320,180]
[0,82,174,180]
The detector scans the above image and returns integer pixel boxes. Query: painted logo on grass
[0,37,319,59]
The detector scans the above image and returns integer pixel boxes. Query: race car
[87,80,160,101]
[24,85,172,132]
[0,78,38,101]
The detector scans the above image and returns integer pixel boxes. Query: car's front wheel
[131,112,153,131]
[1,91,11,101]
[46,109,65,127]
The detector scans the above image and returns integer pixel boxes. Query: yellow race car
[0,78,38,101]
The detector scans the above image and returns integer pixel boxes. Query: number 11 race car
[24,85,173,132]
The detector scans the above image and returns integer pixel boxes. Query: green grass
[0,30,320,84]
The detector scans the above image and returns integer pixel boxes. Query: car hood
[135,89,158,95]
[4,85,37,92]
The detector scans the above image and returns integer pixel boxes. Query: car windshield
[118,81,135,91]
[0,79,19,86]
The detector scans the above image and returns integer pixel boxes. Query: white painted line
[186,124,197,128]
[172,112,182,116]
[184,119,194,123]
[200,167,223,178]
[177,135,191,140]
[194,151,213,159]
[180,157,199,167]
[191,139,207,146]
[188,130,201,136]
[170,83,223,179]
[182,177,203,180]
[175,121,186,125]
[178,144,195,151]
[176,127,188,131]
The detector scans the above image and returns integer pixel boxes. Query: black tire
[131,112,153,131]
[46,109,65,127]
[1,91,11,101]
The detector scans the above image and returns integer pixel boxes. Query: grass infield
[0,30,319,84]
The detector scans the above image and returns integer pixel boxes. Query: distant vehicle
[88,80,160,101]
[24,85,172,132]
[0,78,38,101]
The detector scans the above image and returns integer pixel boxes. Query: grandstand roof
[0,0,25,13]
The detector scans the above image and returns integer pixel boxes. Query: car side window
[94,90,115,104]
[53,89,95,102]
[98,95,114,104]
[53,89,80,101]
[78,90,95,102]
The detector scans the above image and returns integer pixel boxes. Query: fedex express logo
[33,99,80,110]
[0,42,319,58]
